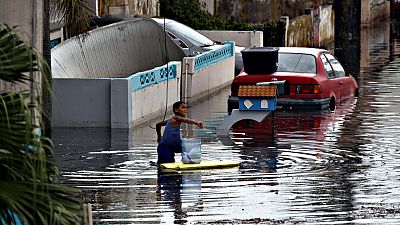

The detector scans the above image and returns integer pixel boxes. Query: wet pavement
[53,22,400,224]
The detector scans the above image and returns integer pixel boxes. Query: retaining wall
[181,42,235,103]
[199,30,263,47]
[52,42,235,128]
[52,78,112,127]
[286,5,334,48]
[287,15,313,47]
[52,62,181,128]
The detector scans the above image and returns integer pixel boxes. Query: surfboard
[160,160,240,171]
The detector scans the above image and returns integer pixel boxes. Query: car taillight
[296,84,321,94]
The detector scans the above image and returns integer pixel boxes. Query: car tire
[329,97,336,111]
[355,88,359,97]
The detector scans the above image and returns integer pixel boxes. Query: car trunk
[231,72,319,97]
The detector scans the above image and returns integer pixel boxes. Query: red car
[228,47,358,112]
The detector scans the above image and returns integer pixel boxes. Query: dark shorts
[157,142,182,164]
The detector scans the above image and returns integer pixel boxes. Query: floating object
[160,160,240,171]
[241,47,279,74]
[181,138,201,164]
[238,85,277,111]
[217,109,272,145]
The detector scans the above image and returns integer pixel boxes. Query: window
[167,31,188,48]
[277,53,317,73]
[324,54,346,78]
[320,54,335,78]
[165,20,214,47]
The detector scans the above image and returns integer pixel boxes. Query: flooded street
[53,22,400,224]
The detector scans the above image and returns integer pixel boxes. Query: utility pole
[333,0,361,77]
[43,0,52,137]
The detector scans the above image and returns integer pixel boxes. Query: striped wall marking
[194,41,234,72]
[111,62,178,92]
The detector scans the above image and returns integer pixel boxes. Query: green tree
[0,24,83,225]
[160,0,256,30]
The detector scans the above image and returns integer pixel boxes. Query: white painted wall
[199,30,263,47]
[130,66,181,127]
[182,55,235,103]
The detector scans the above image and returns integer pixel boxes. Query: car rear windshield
[277,53,317,73]
[166,20,214,47]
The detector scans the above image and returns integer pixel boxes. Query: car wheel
[329,97,336,111]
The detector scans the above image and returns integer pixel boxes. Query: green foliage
[263,20,286,47]
[0,24,82,225]
[0,26,34,83]
[160,0,258,31]
[159,0,287,46]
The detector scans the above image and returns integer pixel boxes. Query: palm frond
[0,91,83,225]
[51,0,93,37]
[0,26,83,224]
[0,181,82,225]
[0,25,37,83]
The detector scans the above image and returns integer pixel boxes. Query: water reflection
[157,171,187,224]
[156,170,204,224]
[52,21,400,224]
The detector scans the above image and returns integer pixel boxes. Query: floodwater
[53,22,400,224]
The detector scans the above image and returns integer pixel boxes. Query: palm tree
[0,24,83,225]
[50,0,93,38]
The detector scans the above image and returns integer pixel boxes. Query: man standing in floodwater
[156,101,204,164]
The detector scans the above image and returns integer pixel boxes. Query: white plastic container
[181,138,201,164]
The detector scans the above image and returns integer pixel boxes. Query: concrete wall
[52,78,111,127]
[215,0,316,23]
[129,64,181,127]
[284,5,334,48]
[110,62,181,128]
[318,5,335,47]
[198,30,263,47]
[0,0,43,93]
[52,62,181,128]
[287,15,313,47]
[361,0,390,25]
[98,0,159,17]
[52,40,234,128]
[182,42,235,103]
